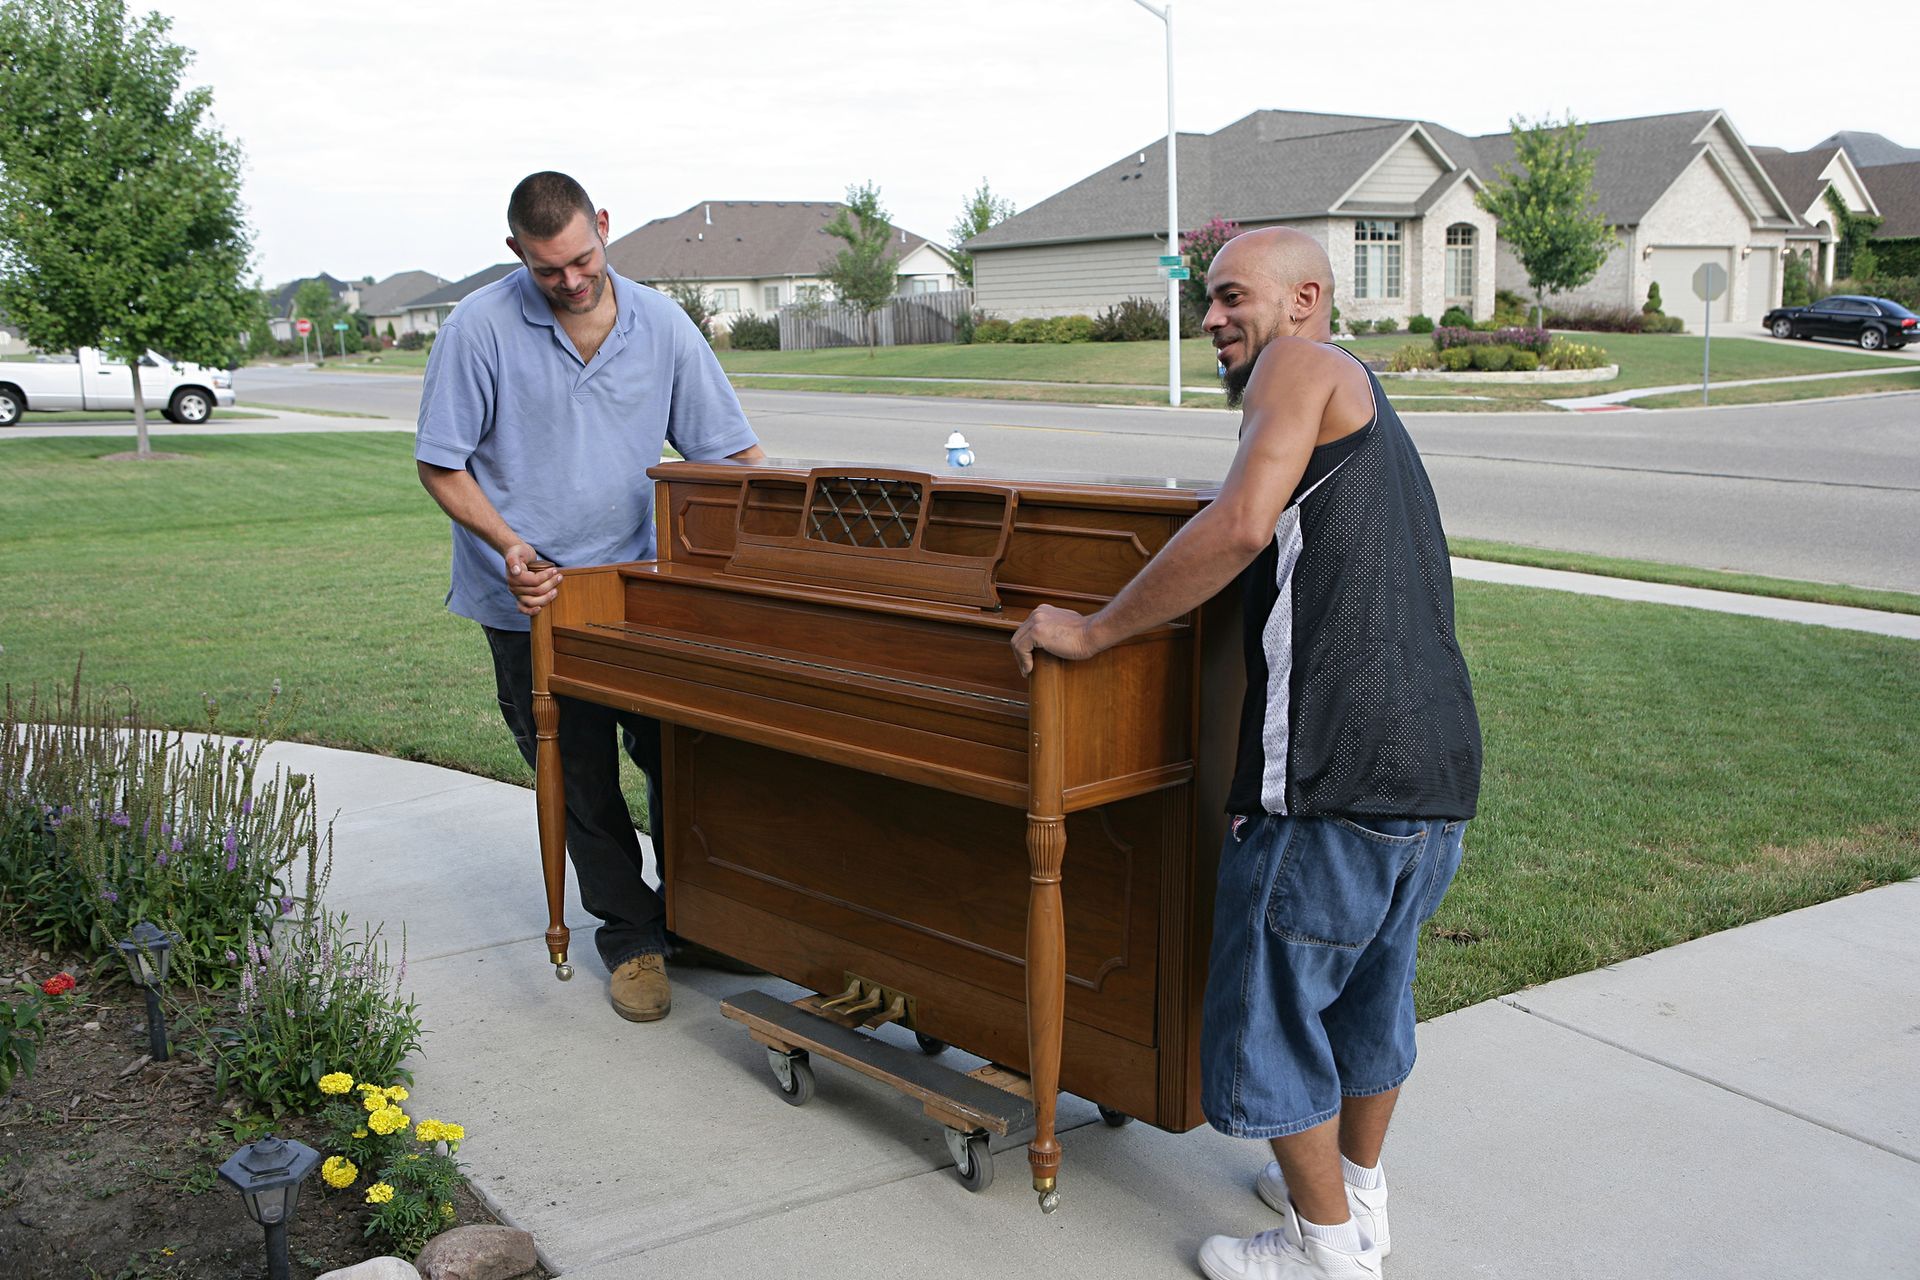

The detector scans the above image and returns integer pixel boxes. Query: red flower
[41,972,76,997]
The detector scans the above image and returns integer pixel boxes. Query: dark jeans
[484,624,666,968]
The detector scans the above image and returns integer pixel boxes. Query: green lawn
[5,408,271,424]
[1631,368,1920,409]
[2,434,1914,1018]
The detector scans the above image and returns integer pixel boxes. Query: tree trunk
[130,360,151,459]
[1533,288,1545,329]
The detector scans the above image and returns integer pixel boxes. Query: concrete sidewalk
[251,569,1917,1279]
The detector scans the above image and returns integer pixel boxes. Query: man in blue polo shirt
[416,171,764,1024]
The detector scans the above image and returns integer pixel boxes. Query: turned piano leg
[1024,654,1067,1213]
[531,606,572,981]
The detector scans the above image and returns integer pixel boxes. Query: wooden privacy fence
[777,289,974,351]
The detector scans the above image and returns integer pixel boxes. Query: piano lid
[652,457,1222,505]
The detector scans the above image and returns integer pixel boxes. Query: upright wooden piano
[529,459,1241,1211]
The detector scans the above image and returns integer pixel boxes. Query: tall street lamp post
[1132,0,1180,407]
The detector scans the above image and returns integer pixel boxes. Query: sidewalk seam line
[1496,997,1919,1166]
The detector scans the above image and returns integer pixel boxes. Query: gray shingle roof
[1864,161,1920,239]
[1814,131,1920,168]
[605,201,942,281]
[1753,147,1844,216]
[405,264,518,309]
[1473,111,1733,227]
[269,273,348,316]
[358,270,449,315]
[967,111,1479,251]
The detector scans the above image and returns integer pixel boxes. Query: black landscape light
[115,920,176,1060]
[217,1134,321,1280]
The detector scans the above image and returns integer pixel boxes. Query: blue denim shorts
[1200,813,1467,1139]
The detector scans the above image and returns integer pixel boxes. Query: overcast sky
[151,0,1911,288]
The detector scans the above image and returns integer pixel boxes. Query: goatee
[1222,359,1254,409]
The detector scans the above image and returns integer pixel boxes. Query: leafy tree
[292,279,350,356]
[1781,251,1812,307]
[1825,187,1882,281]
[1475,114,1616,325]
[821,181,901,353]
[1179,217,1242,323]
[947,178,1015,288]
[660,279,716,344]
[0,0,258,459]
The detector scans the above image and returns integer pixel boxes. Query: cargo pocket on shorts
[1265,817,1426,949]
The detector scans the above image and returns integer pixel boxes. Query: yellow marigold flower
[362,1092,385,1113]
[365,1182,395,1205]
[441,1202,456,1220]
[367,1105,410,1136]
[318,1072,355,1096]
[384,1085,409,1102]
[352,1129,368,1140]
[321,1156,358,1189]
[356,1082,383,1096]
[438,1122,466,1144]
[415,1119,441,1142]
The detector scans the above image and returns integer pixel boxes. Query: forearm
[416,461,524,557]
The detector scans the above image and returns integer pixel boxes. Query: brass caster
[555,962,574,981]
[1038,1187,1061,1214]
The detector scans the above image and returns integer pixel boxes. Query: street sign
[1157,254,1187,267]
[1160,266,1191,280]
[1691,262,1728,302]
[332,322,349,331]
[295,318,312,336]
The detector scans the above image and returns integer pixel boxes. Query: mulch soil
[0,933,549,1280]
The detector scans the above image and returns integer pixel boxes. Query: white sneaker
[1255,1161,1390,1258]
[1198,1201,1383,1280]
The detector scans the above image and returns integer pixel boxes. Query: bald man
[1013,228,1481,1280]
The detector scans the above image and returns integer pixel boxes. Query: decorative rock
[416,1225,538,1280]
[316,1258,420,1280]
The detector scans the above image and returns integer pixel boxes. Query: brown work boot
[609,953,670,1022]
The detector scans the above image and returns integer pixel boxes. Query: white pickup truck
[0,347,235,427]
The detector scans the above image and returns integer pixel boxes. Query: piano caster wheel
[1038,1187,1061,1214]
[915,1033,949,1057]
[1097,1104,1132,1128]
[944,1128,993,1194]
[554,963,573,982]
[767,1047,814,1106]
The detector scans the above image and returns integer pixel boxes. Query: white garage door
[1649,247,1734,325]
[1746,251,1776,324]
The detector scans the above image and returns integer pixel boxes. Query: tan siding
[974,238,1167,318]
[1703,121,1770,217]
[1346,139,1444,206]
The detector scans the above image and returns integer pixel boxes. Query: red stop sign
[295,318,312,335]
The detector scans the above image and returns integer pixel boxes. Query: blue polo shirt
[415,268,757,631]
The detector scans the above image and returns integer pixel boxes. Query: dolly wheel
[944,1128,994,1193]
[767,1047,814,1106]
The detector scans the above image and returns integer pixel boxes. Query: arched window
[1445,224,1476,300]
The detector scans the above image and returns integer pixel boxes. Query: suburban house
[395,263,519,335]
[358,270,450,339]
[1753,145,1879,283]
[1861,161,1920,264]
[969,107,1809,330]
[1813,131,1920,169]
[964,111,1498,326]
[266,272,350,342]
[1478,110,1800,328]
[605,201,956,333]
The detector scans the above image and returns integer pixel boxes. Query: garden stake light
[217,1134,321,1280]
[115,921,176,1060]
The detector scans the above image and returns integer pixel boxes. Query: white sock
[1341,1154,1384,1191]
[1296,1211,1366,1255]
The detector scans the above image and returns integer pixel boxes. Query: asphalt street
[229,366,1920,594]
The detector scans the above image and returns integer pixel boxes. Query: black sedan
[1764,294,1917,349]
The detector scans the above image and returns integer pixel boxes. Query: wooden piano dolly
[529,460,1241,1211]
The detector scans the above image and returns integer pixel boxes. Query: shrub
[1009,317,1054,344]
[1782,253,1813,308]
[1,676,324,988]
[1439,347,1474,373]
[1643,313,1686,334]
[395,330,426,351]
[953,309,981,344]
[1347,318,1373,335]
[314,1074,469,1256]
[1050,314,1096,343]
[1543,339,1607,371]
[1544,303,1644,334]
[1090,296,1170,342]
[1492,289,1531,327]
[1508,350,1541,372]
[1384,344,1441,372]
[660,279,716,344]
[1644,282,1664,315]
[1,987,52,1094]
[1470,345,1513,371]
[973,317,1013,343]
[1374,316,1399,334]
[728,312,780,351]
[208,908,422,1116]
[1439,305,1471,329]
[1432,325,1552,355]
[1407,314,1434,334]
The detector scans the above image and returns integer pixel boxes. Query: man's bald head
[1203,227,1336,406]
